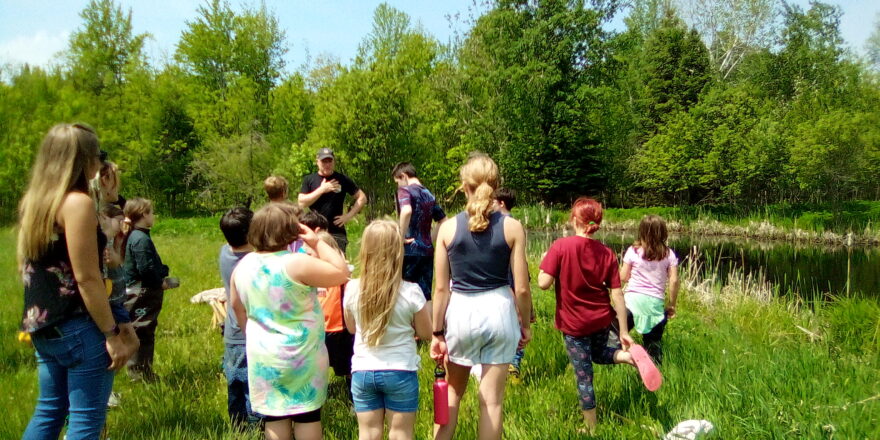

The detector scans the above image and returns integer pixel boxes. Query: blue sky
[1,0,878,73]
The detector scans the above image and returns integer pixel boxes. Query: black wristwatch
[432,329,445,337]
[102,324,120,339]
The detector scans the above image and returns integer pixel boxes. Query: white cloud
[0,30,70,68]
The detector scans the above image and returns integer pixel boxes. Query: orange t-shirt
[317,284,345,332]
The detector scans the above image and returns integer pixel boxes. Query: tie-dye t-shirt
[396,184,446,256]
[232,251,328,416]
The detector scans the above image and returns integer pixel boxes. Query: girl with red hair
[537,197,638,433]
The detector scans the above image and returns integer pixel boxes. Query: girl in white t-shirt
[343,220,432,440]
[619,215,680,364]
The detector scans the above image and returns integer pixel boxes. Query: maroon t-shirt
[539,236,621,337]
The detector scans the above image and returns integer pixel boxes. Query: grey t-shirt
[220,244,250,344]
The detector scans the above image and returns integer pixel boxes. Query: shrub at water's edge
[515,201,880,245]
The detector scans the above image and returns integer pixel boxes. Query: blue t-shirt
[396,184,446,256]
[220,244,250,344]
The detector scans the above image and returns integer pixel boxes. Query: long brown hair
[635,215,669,261]
[459,153,499,232]
[356,220,404,347]
[17,123,100,268]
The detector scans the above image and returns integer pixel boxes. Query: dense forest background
[2,0,879,221]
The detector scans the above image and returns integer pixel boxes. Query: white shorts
[445,286,520,366]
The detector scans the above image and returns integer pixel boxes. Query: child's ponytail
[459,153,499,233]
[570,197,603,234]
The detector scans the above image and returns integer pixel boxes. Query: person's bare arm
[538,271,555,290]
[287,224,350,287]
[505,217,532,347]
[666,264,680,318]
[611,287,633,349]
[59,192,131,370]
[620,262,633,283]
[229,268,247,335]
[298,178,338,208]
[334,189,368,227]
[398,204,413,239]
[430,219,454,363]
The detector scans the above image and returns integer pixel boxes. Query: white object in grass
[664,420,714,440]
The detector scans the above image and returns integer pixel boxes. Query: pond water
[527,229,880,298]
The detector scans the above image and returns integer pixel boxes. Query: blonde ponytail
[459,153,499,233]
[467,182,494,232]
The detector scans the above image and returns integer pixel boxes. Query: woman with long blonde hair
[343,220,432,440]
[18,123,135,439]
[430,153,532,440]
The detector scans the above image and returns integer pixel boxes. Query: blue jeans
[23,315,115,440]
[223,343,260,428]
[351,370,419,413]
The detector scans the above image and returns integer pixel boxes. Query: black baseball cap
[316,148,335,160]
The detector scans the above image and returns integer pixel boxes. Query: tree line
[2,0,879,222]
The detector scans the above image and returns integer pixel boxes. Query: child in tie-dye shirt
[230,203,350,440]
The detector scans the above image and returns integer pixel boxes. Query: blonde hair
[356,219,404,347]
[248,202,300,252]
[17,123,100,268]
[98,161,120,203]
[459,153,499,232]
[263,175,289,201]
[123,198,153,226]
[316,230,342,256]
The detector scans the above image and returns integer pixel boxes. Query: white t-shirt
[623,246,679,300]
[344,279,426,371]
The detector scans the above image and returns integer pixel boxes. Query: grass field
[1,217,878,439]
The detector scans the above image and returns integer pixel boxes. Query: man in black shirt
[298,148,367,252]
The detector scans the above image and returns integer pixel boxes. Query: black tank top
[21,226,106,333]
[447,211,511,293]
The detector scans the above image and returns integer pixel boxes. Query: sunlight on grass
[1,223,878,439]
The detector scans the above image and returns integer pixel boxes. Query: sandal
[630,344,662,391]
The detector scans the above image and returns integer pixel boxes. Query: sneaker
[107,392,120,408]
[508,364,521,385]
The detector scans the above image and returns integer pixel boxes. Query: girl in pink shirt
[619,215,680,364]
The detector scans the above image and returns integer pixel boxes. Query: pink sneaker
[630,344,662,391]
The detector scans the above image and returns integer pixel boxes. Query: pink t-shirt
[623,246,678,300]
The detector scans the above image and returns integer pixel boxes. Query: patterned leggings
[563,328,620,410]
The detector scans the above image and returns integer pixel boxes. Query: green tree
[305,4,452,215]
[66,0,149,95]
[641,15,712,128]
[458,0,623,201]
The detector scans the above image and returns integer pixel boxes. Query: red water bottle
[433,366,449,425]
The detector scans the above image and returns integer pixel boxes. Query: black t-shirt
[300,171,359,235]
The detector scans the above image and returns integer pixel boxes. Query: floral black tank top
[21,227,106,333]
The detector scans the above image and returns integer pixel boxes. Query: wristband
[102,324,120,339]
[432,329,445,337]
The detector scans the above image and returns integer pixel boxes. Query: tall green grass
[1,221,878,439]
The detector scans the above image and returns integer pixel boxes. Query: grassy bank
[1,219,878,439]
[515,201,880,245]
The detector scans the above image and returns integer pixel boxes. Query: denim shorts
[351,370,419,413]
